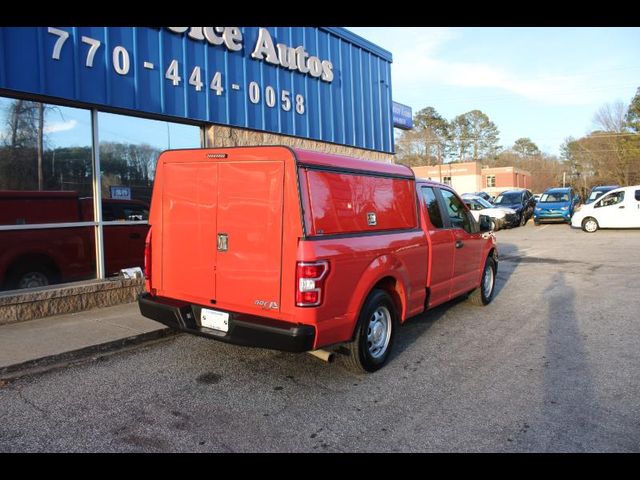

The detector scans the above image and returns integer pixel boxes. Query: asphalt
[0,301,173,381]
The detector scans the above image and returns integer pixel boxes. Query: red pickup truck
[139,147,498,372]
[0,191,149,291]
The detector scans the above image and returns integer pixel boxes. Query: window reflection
[0,226,96,291]
[98,112,200,277]
[98,112,201,208]
[0,98,93,225]
[0,96,202,290]
[0,97,96,291]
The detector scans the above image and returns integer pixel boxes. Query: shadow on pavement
[538,271,596,451]
[493,242,521,298]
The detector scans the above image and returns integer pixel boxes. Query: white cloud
[44,119,77,134]
[348,27,610,107]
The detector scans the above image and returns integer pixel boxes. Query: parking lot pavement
[1,222,639,452]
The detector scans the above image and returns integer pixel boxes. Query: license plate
[200,308,229,332]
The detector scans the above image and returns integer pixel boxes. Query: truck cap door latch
[217,233,228,252]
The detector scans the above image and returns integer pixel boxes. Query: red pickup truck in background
[0,190,149,291]
[139,147,498,372]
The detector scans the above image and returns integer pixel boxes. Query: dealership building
[412,162,532,197]
[0,26,398,323]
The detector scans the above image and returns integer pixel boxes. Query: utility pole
[563,172,566,187]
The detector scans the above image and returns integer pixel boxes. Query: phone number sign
[0,27,394,153]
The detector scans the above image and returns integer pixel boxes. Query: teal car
[533,187,579,225]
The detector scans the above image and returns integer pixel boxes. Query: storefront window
[0,96,96,291]
[98,112,201,207]
[0,98,93,225]
[97,112,201,276]
[0,97,202,290]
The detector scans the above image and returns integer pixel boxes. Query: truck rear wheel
[344,289,398,373]
[468,256,496,306]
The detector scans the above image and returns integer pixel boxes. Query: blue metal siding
[0,26,394,153]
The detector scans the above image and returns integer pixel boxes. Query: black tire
[582,217,599,233]
[489,219,497,231]
[5,261,58,290]
[344,289,398,373]
[468,256,496,306]
[519,214,527,226]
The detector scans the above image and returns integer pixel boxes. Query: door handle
[618,205,625,209]
[455,240,464,249]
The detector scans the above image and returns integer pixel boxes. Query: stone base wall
[206,125,394,163]
[0,278,144,326]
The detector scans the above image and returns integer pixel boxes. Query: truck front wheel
[344,289,398,373]
[468,256,496,306]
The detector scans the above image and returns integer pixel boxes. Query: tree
[495,139,562,193]
[560,97,640,189]
[626,87,640,133]
[448,114,471,162]
[1,99,64,191]
[395,106,451,167]
[449,110,500,163]
[512,138,541,158]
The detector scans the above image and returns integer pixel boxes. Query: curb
[0,328,177,382]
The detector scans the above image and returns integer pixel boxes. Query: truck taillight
[296,261,329,307]
[144,228,152,290]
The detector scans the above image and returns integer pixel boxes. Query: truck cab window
[440,189,475,233]
[420,187,444,229]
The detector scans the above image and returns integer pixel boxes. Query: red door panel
[161,162,218,303]
[216,161,284,313]
[419,185,455,307]
[439,189,484,296]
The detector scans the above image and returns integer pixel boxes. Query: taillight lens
[144,228,152,290]
[296,260,329,307]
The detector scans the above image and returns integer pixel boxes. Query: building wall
[207,126,393,163]
[411,162,532,197]
[411,162,482,194]
[482,166,531,195]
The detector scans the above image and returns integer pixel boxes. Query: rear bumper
[138,293,316,352]
[534,212,571,223]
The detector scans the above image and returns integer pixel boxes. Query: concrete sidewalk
[0,302,174,381]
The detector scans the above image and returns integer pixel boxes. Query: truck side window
[420,187,444,229]
[440,189,475,233]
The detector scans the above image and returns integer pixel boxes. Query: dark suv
[493,189,535,226]
[585,185,620,205]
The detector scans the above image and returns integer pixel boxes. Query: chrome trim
[0,222,98,231]
[92,109,105,280]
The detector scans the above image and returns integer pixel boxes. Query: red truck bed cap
[292,148,414,178]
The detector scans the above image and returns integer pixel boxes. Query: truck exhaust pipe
[307,349,336,363]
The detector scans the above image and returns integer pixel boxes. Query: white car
[571,185,640,232]
[463,195,517,230]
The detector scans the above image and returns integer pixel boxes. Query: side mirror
[479,214,493,232]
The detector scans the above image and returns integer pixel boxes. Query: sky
[348,27,640,157]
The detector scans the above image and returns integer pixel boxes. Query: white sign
[166,27,334,83]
